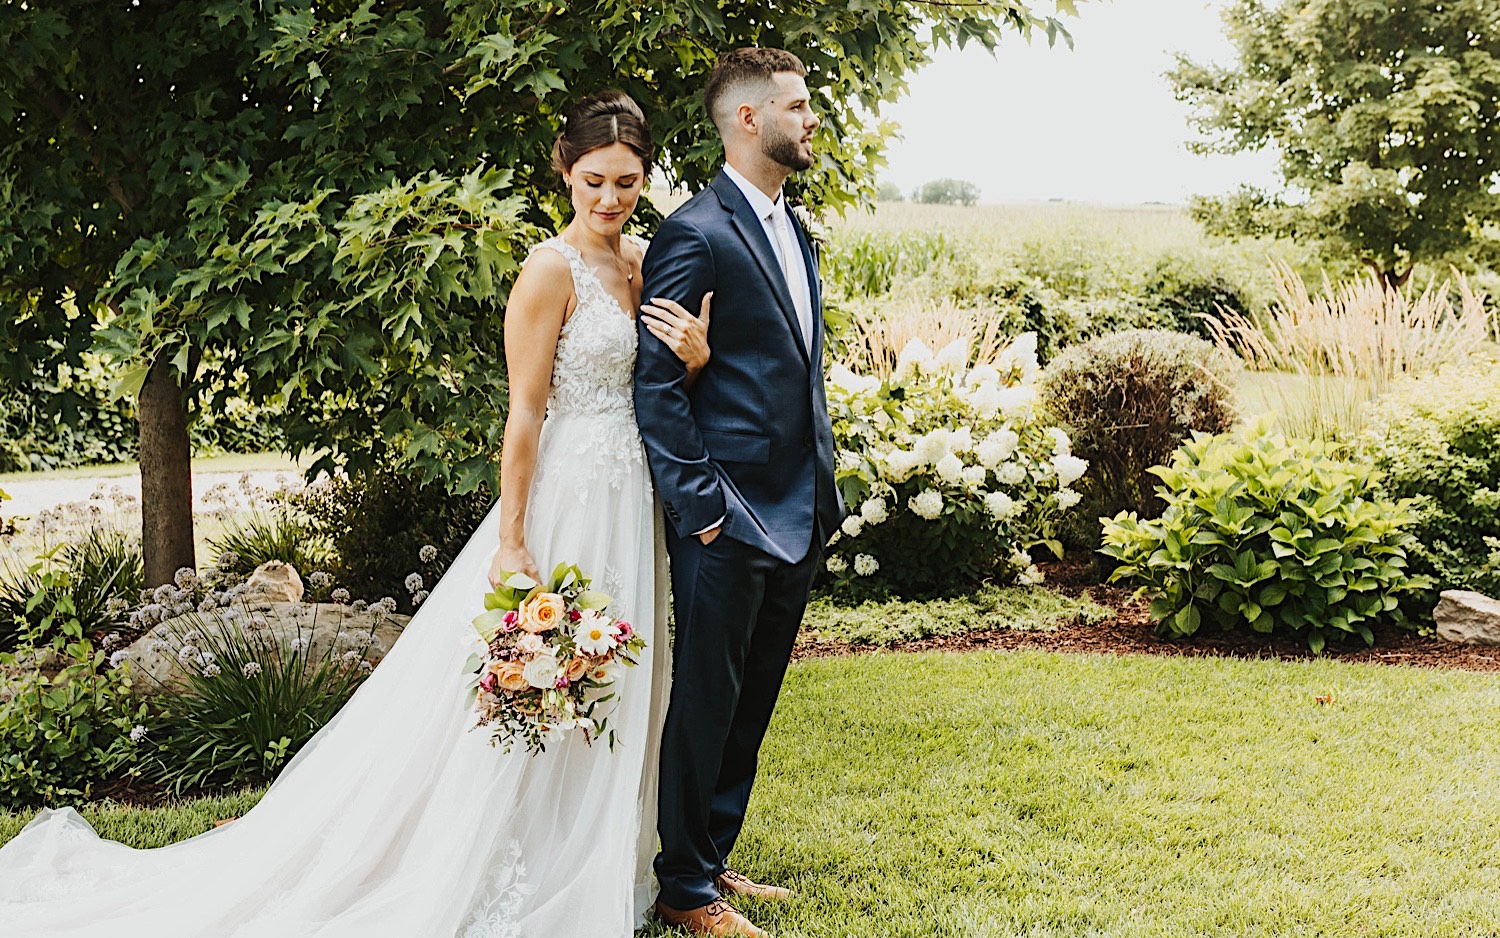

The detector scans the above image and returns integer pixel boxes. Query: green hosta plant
[825,332,1089,599]
[1100,418,1430,652]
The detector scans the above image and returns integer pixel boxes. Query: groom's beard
[762,126,813,172]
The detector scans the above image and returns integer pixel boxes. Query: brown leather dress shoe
[716,868,792,902]
[654,897,768,937]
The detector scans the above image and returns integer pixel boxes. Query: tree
[876,181,906,202]
[1170,0,1500,288]
[914,178,982,206]
[2,0,1080,585]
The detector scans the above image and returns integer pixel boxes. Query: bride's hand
[641,293,712,373]
[490,544,541,590]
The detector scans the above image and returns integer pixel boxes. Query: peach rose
[520,592,566,633]
[564,656,588,682]
[496,660,530,692]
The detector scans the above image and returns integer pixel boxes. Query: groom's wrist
[690,517,725,537]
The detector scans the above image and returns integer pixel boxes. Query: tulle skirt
[0,411,670,938]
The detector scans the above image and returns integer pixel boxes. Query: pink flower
[568,609,583,622]
[502,610,520,631]
[554,675,570,689]
[616,621,633,641]
[479,671,499,693]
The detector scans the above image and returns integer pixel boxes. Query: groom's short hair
[704,47,807,136]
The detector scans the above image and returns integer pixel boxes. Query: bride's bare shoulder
[508,245,575,320]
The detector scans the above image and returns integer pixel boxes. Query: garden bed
[797,558,1500,674]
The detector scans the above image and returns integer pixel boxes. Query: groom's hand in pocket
[698,525,722,546]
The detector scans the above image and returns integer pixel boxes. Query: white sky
[878,0,1283,205]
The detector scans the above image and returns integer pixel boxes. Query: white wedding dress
[0,236,671,938]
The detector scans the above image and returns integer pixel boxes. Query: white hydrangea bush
[822,332,1089,597]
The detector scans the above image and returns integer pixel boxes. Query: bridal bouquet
[466,562,645,754]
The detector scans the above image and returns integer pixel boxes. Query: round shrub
[1364,364,1500,607]
[1039,329,1239,553]
[824,332,1090,599]
[299,465,493,610]
[1101,418,1429,652]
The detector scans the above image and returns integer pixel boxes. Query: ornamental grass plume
[1208,262,1498,442]
[839,287,1015,379]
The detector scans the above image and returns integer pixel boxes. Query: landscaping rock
[117,601,410,696]
[240,561,305,604]
[1435,590,1500,645]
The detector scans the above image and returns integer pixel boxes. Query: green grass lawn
[8,649,1500,936]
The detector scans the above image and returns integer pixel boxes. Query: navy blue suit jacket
[633,170,842,564]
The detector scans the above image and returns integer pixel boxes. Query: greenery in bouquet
[468,563,645,755]
[823,332,1089,599]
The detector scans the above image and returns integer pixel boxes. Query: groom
[634,47,842,938]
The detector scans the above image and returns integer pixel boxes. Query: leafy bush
[0,567,144,809]
[1137,255,1252,341]
[824,332,1090,599]
[1039,330,1239,554]
[128,603,381,795]
[1364,365,1500,607]
[189,394,288,456]
[1101,419,1429,652]
[299,465,492,610]
[0,357,287,472]
[0,375,137,472]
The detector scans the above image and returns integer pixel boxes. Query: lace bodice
[527,235,647,497]
[530,236,641,420]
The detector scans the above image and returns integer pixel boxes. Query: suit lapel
[712,172,811,368]
[787,207,823,360]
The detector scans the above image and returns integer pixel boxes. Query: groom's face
[759,72,819,172]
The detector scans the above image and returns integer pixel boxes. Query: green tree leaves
[3,0,1081,506]
[1170,0,1500,285]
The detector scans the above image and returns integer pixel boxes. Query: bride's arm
[491,250,573,587]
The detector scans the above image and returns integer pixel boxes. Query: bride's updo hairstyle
[551,90,655,176]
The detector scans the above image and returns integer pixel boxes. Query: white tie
[769,207,812,353]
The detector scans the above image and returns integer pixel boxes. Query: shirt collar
[722,162,782,223]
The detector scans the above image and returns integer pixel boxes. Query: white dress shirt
[721,162,814,354]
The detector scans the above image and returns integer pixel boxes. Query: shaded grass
[7,651,1500,936]
[0,451,308,484]
[0,788,265,847]
[801,586,1111,647]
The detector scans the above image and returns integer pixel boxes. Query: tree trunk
[138,353,195,587]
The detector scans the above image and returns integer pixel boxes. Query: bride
[0,90,710,937]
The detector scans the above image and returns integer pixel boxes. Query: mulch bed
[794,559,1500,674]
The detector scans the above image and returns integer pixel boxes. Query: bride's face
[565,143,646,236]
